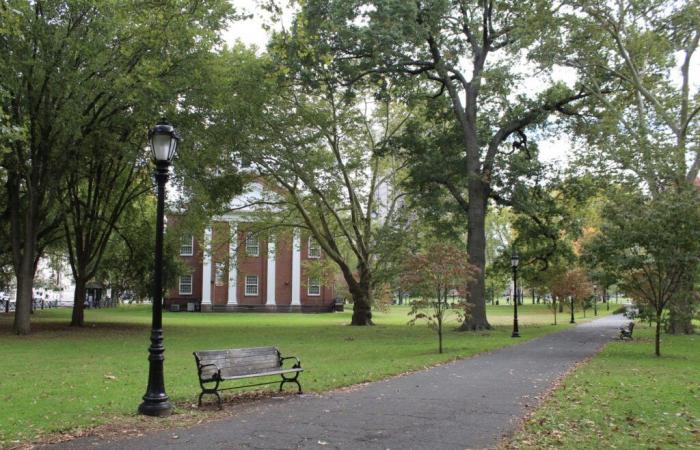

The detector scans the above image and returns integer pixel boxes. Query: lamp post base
[138,398,173,417]
[511,331,520,338]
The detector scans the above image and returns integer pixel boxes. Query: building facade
[165,217,336,312]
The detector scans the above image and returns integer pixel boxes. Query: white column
[228,222,237,305]
[201,226,212,306]
[291,230,301,305]
[266,239,276,305]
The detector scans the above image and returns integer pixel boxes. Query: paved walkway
[51,314,627,450]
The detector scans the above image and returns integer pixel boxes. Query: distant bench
[193,346,303,408]
[619,322,634,340]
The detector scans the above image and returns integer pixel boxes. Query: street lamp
[593,284,598,316]
[511,251,520,338]
[138,120,180,417]
[569,295,576,324]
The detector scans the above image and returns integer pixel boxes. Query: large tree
[559,1,700,332]
[294,0,604,329]
[63,144,150,326]
[248,86,413,325]
[0,0,234,334]
[179,40,416,325]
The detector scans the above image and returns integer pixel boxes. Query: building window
[215,261,226,286]
[179,275,193,295]
[245,275,259,296]
[308,278,321,296]
[308,237,321,258]
[245,232,259,256]
[180,234,194,256]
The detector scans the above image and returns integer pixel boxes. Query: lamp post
[593,284,598,316]
[511,251,520,338]
[569,296,576,324]
[138,120,180,417]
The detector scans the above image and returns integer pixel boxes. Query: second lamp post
[511,251,520,338]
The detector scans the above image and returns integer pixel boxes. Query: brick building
[165,183,336,312]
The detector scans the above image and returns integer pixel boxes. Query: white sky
[222,1,698,167]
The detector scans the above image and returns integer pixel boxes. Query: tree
[295,0,606,330]
[549,267,593,323]
[63,137,151,326]
[584,188,700,356]
[97,197,185,304]
[403,242,478,353]
[0,0,234,334]
[560,0,700,332]
[186,42,416,325]
[251,91,413,325]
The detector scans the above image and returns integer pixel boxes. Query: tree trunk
[350,289,372,325]
[71,279,87,327]
[667,289,695,335]
[13,265,34,335]
[12,241,41,334]
[459,179,491,330]
[349,267,373,326]
[655,312,662,357]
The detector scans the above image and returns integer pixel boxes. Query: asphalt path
[49,314,627,450]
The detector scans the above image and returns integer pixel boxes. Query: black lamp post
[511,251,520,338]
[569,296,576,324]
[138,120,180,417]
[593,284,598,316]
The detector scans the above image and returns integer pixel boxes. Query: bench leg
[198,378,223,409]
[198,389,223,409]
[280,372,303,394]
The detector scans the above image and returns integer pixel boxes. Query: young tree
[585,188,700,356]
[549,267,593,324]
[294,0,607,330]
[403,242,478,353]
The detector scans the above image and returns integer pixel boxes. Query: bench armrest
[280,356,302,368]
[197,362,222,380]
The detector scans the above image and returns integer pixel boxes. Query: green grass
[506,324,700,449]
[0,303,611,447]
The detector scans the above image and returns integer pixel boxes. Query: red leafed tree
[549,268,593,322]
[403,243,479,353]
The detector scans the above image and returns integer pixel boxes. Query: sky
[222,1,698,166]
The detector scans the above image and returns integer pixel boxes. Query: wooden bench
[619,321,635,340]
[193,346,303,408]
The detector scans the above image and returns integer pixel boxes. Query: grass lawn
[505,323,700,449]
[0,302,612,447]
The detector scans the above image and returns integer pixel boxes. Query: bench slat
[195,347,278,360]
[220,367,302,381]
[197,353,280,365]
[199,367,303,382]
